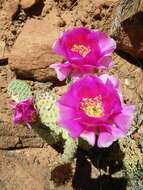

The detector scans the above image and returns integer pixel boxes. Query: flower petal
[97,132,115,148]
[97,56,113,69]
[58,119,84,138]
[99,74,119,90]
[80,131,96,146]
[50,62,72,81]
[13,111,22,124]
[114,105,135,132]
[57,103,76,121]
[52,32,67,57]
[97,31,116,55]
[111,127,126,139]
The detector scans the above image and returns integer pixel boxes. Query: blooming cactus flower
[57,75,135,148]
[50,27,116,81]
[12,98,37,129]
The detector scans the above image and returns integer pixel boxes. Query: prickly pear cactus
[35,91,78,163]
[119,138,143,190]
[7,80,86,164]
[8,79,32,102]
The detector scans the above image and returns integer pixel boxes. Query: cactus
[35,90,78,164]
[7,80,78,164]
[119,138,143,189]
[8,79,32,102]
[7,80,89,163]
[61,136,78,163]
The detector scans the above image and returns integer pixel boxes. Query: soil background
[0,0,143,190]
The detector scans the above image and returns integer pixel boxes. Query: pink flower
[11,98,37,129]
[57,75,135,147]
[50,27,116,81]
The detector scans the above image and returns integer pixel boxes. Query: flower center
[71,44,91,57]
[80,95,104,117]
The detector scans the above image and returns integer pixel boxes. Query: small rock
[20,0,39,9]
[21,137,45,148]
[0,136,19,149]
[113,3,143,59]
[132,132,140,141]
[9,17,63,82]
[118,22,143,59]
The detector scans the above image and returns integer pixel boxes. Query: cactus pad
[35,90,78,163]
[8,79,32,102]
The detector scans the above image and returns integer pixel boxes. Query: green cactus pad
[61,137,78,163]
[8,79,32,102]
[36,91,62,135]
[35,90,78,163]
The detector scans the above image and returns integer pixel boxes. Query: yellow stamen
[80,95,104,117]
[71,44,91,57]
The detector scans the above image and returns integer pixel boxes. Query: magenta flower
[11,98,37,129]
[57,75,135,147]
[50,27,116,81]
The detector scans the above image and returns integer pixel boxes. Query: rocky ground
[0,0,143,190]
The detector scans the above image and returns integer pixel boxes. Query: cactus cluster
[8,79,78,164]
[8,79,32,102]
